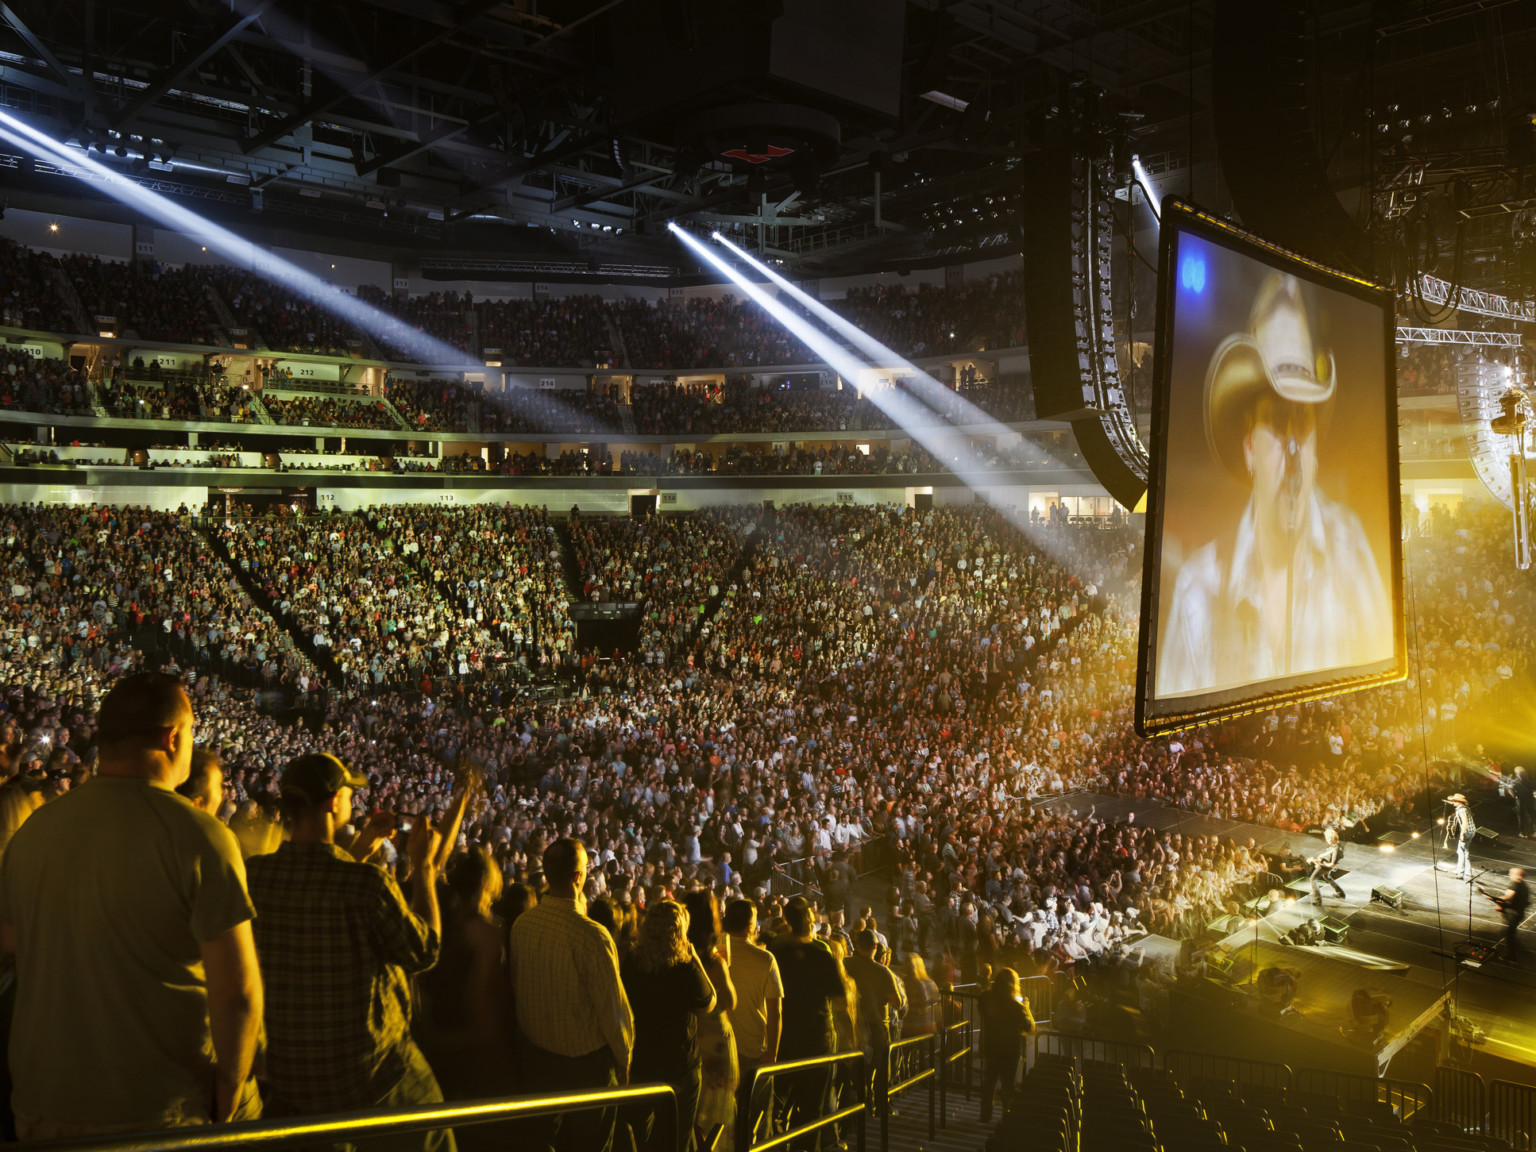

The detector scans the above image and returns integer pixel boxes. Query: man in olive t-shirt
[0,674,262,1137]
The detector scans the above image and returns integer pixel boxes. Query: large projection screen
[1136,199,1405,736]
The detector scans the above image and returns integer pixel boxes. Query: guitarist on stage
[1485,867,1530,963]
[1308,827,1347,906]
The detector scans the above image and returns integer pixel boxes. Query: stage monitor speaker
[1475,827,1501,845]
[1371,886,1404,911]
[1319,915,1349,944]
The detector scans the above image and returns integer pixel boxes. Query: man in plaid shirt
[247,753,451,1152]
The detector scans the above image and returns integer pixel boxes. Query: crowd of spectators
[0,504,318,699]
[386,375,479,432]
[0,243,1045,371]
[61,256,217,345]
[262,393,399,429]
[631,380,857,435]
[612,297,814,369]
[837,272,1028,358]
[0,492,1527,1142]
[0,349,93,416]
[218,509,573,692]
[1397,344,1460,397]
[476,294,614,368]
[0,240,71,332]
[369,504,575,670]
[482,388,621,435]
[570,508,745,665]
[206,268,355,356]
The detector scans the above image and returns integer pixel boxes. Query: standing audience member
[509,838,633,1152]
[0,780,43,1139]
[978,968,1034,1124]
[845,928,906,1058]
[768,897,849,1128]
[176,747,224,813]
[723,899,782,1129]
[0,673,261,1136]
[623,901,717,1152]
[418,847,517,1105]
[683,890,739,1148]
[900,955,940,1038]
[246,753,451,1152]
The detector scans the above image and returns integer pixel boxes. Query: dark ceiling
[0,0,1532,287]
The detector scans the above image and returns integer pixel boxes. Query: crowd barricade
[875,1033,937,1152]
[736,1049,869,1152]
[39,1084,677,1152]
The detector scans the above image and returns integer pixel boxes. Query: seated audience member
[0,673,261,1136]
[246,753,451,1151]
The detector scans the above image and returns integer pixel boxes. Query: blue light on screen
[1179,249,1207,295]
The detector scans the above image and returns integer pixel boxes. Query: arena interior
[0,3,1535,1151]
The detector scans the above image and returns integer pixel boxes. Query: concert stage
[1170,938,1449,1077]
[1039,790,1536,1079]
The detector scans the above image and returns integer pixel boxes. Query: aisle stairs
[197,524,346,686]
[48,266,92,335]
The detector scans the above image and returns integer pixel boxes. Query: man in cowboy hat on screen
[1159,272,1392,697]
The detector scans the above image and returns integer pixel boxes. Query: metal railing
[938,1018,973,1126]
[1491,1079,1536,1151]
[1034,1033,1155,1071]
[32,1084,677,1152]
[1166,1050,1293,1095]
[1434,1066,1488,1132]
[1292,1067,1433,1120]
[952,978,1053,1030]
[736,1050,869,1152]
[875,1034,937,1152]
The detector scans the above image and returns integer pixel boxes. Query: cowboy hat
[1445,793,1468,805]
[1205,272,1337,483]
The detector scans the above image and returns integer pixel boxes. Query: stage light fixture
[1131,155,1161,218]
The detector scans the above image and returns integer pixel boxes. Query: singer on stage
[1158,273,1394,697]
[1445,793,1476,882]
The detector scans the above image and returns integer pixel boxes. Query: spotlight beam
[0,109,612,436]
[709,231,1080,474]
[671,224,1084,542]
[0,110,471,366]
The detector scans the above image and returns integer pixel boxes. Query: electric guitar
[1477,885,1517,914]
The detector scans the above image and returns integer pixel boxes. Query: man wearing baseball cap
[246,752,452,1151]
[1159,272,1393,697]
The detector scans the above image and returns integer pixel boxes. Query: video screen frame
[1135,197,1406,737]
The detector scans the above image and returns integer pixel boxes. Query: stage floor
[1039,790,1536,1071]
